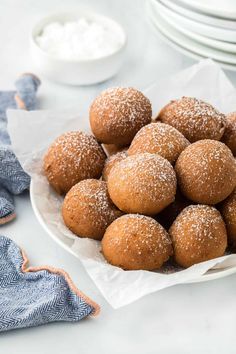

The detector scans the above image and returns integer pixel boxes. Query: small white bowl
[30,12,127,85]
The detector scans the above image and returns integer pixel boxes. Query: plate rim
[157,0,236,53]
[152,0,236,43]
[146,1,236,71]
[175,0,236,20]
[160,0,236,30]
[30,180,79,259]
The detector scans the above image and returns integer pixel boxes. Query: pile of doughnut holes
[43,87,236,271]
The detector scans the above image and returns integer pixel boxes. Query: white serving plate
[175,0,236,20]
[147,0,236,70]
[30,156,236,284]
[153,0,236,43]
[160,0,236,30]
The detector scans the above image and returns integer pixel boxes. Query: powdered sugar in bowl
[30,12,127,85]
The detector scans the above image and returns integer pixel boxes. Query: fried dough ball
[128,122,190,163]
[107,153,177,215]
[220,188,236,248]
[102,214,173,270]
[158,97,226,143]
[221,112,236,156]
[62,179,122,240]
[44,131,106,195]
[169,205,227,268]
[102,151,127,181]
[89,87,152,146]
[175,140,236,204]
[158,189,190,229]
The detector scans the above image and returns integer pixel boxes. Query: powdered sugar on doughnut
[108,214,172,256]
[62,179,122,240]
[108,153,177,215]
[175,139,236,204]
[102,214,173,270]
[90,87,152,145]
[64,180,121,228]
[44,131,106,194]
[92,87,151,128]
[112,153,176,198]
[159,96,226,142]
[128,122,190,163]
[170,205,226,255]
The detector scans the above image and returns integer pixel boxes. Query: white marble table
[1,0,236,353]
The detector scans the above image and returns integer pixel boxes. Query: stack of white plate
[146,0,236,70]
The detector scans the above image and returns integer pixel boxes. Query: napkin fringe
[21,249,100,316]
[14,94,26,110]
[0,213,16,224]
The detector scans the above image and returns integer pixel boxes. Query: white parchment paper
[7,59,236,308]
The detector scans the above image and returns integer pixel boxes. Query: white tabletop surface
[1,0,236,353]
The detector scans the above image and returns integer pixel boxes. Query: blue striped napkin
[0,74,40,224]
[0,236,99,332]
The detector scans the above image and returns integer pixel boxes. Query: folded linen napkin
[0,74,40,224]
[0,236,99,332]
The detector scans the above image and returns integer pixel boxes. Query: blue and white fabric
[0,236,98,332]
[0,74,40,223]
